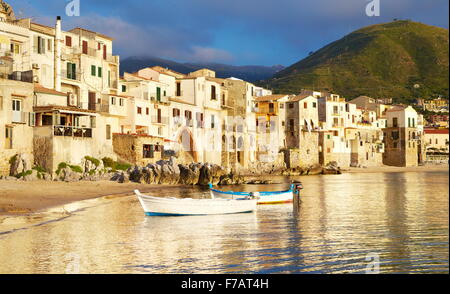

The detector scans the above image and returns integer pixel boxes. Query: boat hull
[210,188,294,205]
[135,190,257,216]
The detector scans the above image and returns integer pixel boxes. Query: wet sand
[0,181,182,216]
[344,164,448,174]
[0,164,447,216]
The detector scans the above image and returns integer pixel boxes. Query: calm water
[0,171,448,274]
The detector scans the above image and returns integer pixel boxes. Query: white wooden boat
[134,190,257,216]
[208,183,302,205]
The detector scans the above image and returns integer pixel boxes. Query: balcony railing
[151,116,169,125]
[53,126,93,138]
[11,111,27,124]
[61,69,81,81]
[96,104,110,113]
[3,71,33,83]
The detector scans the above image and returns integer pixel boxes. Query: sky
[7,0,449,66]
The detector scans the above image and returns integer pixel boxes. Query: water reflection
[0,171,448,274]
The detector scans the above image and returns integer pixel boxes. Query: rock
[179,163,200,185]
[111,171,129,183]
[9,153,31,177]
[307,164,323,175]
[59,167,81,182]
[23,169,39,181]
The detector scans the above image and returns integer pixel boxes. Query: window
[146,108,149,115]
[5,127,13,149]
[304,102,308,109]
[10,43,20,54]
[82,40,88,54]
[106,124,111,140]
[289,103,294,109]
[67,62,76,80]
[12,99,21,112]
[65,36,72,47]
[280,103,284,109]
[34,36,46,54]
[393,117,398,128]
[313,102,317,108]
[111,96,116,105]
[176,82,181,96]
[173,108,181,117]
[156,87,161,101]
[137,107,142,114]
[98,67,102,78]
[0,96,3,110]
[91,65,96,76]
[119,98,124,106]
[143,144,154,158]
[211,85,217,100]
[211,115,215,129]
[47,39,52,52]
[121,85,127,92]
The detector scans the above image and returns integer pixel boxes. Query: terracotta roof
[386,105,406,112]
[69,27,114,41]
[33,105,96,114]
[254,95,288,102]
[424,129,449,134]
[169,97,196,106]
[151,66,186,78]
[108,93,133,99]
[289,94,313,102]
[34,84,67,96]
[128,72,160,83]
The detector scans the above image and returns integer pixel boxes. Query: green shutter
[72,63,76,80]
[156,87,161,101]
[98,67,102,77]
[91,65,96,76]
[67,63,71,79]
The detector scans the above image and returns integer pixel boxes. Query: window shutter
[33,35,39,53]
[91,65,96,76]
[90,116,96,128]
[72,63,76,79]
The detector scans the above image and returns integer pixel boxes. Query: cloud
[6,0,449,66]
[189,46,235,63]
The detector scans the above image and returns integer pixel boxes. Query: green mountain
[263,20,449,102]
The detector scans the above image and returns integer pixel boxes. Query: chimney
[54,16,62,91]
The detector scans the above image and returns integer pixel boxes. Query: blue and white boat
[134,190,257,216]
[208,183,302,205]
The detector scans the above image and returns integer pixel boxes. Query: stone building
[383,106,424,167]
[284,94,320,168]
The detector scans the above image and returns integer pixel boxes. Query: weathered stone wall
[33,136,53,172]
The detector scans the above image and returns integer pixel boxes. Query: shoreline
[0,164,447,217]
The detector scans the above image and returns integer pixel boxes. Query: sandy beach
[0,164,447,216]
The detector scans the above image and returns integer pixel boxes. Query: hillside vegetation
[263,20,449,103]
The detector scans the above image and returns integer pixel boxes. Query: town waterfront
[0,170,448,274]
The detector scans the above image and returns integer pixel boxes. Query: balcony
[11,111,27,124]
[61,69,81,81]
[1,70,33,83]
[105,54,119,64]
[53,126,93,138]
[151,116,169,125]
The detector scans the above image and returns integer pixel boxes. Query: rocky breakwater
[117,157,244,186]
